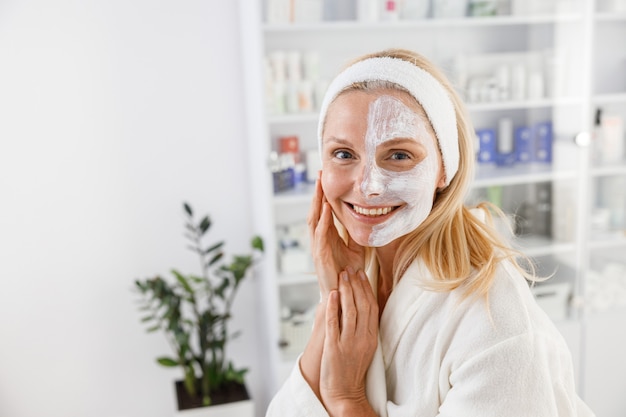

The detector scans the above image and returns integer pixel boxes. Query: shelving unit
[240,0,626,413]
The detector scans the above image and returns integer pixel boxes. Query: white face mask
[362,95,439,247]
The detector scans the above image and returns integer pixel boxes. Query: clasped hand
[303,175,379,415]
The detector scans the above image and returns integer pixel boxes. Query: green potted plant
[134,202,263,415]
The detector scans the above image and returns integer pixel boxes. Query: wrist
[327,395,376,417]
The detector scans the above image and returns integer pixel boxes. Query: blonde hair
[328,48,536,298]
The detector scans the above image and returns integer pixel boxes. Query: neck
[373,239,402,316]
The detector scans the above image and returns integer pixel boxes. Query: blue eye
[334,150,354,159]
[390,151,410,160]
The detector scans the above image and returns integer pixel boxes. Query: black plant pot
[175,380,251,411]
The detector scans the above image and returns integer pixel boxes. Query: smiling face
[321,89,445,247]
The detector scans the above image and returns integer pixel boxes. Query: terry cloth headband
[317,56,459,186]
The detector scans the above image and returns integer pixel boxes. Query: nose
[359,162,386,197]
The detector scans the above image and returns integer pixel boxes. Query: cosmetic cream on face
[361,95,440,247]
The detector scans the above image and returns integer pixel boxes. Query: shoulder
[441,260,570,364]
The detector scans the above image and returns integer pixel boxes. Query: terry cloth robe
[266,258,595,417]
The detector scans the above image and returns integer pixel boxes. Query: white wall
[0,1,265,416]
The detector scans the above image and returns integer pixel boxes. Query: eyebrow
[379,137,420,147]
[324,137,353,147]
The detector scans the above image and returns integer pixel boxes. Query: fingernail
[346,265,354,275]
[341,271,348,281]
[358,270,367,280]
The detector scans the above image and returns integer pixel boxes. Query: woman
[266,49,594,416]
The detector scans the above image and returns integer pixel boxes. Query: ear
[436,171,446,189]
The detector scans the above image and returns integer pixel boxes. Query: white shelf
[273,183,315,206]
[590,163,626,177]
[263,13,583,32]
[277,272,318,286]
[466,97,583,112]
[591,92,626,104]
[514,235,577,257]
[268,97,585,124]
[268,112,318,124]
[594,12,626,21]
[473,164,578,187]
[589,234,626,250]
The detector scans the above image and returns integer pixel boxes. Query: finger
[325,290,340,344]
[317,202,333,242]
[306,176,324,234]
[314,203,339,294]
[358,269,379,336]
[339,269,357,338]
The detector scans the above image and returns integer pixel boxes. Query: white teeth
[353,205,394,217]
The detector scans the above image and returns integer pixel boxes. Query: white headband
[317,56,459,186]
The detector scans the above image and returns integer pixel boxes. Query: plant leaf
[199,216,211,234]
[171,270,194,294]
[208,252,223,266]
[251,235,264,252]
[183,202,193,217]
[157,357,179,367]
[204,241,224,254]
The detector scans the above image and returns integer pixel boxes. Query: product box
[476,128,496,163]
[533,121,553,163]
[279,135,300,154]
[515,126,533,163]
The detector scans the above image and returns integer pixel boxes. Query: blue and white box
[515,126,533,163]
[534,121,553,163]
[476,128,496,163]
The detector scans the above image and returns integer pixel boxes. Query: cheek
[383,163,438,202]
[321,170,341,199]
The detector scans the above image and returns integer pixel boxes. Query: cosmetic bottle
[302,50,320,81]
[468,0,497,16]
[298,80,314,112]
[266,0,291,23]
[600,113,625,164]
[527,70,545,100]
[269,50,287,84]
[381,0,399,21]
[511,64,526,101]
[357,0,380,22]
[591,108,603,165]
[286,51,302,82]
[432,0,468,18]
[292,0,323,23]
[495,64,511,100]
[285,81,299,113]
[496,117,516,166]
[400,0,431,19]
[533,182,552,237]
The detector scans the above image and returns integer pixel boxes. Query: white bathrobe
[266,258,595,417]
